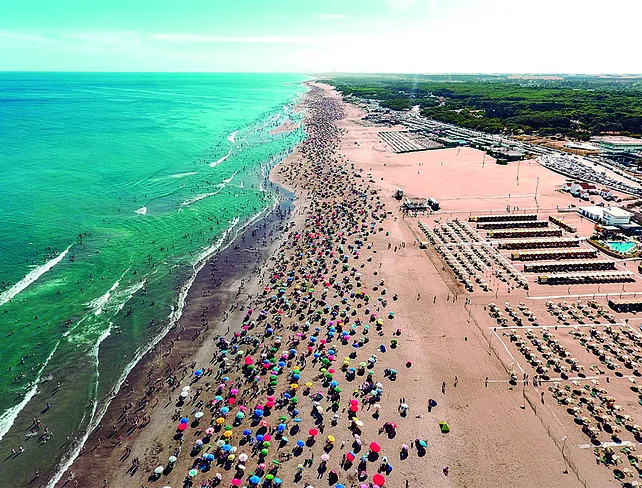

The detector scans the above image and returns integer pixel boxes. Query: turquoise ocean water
[0,72,305,483]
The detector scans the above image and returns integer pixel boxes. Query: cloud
[62,31,142,46]
[385,0,416,10]
[148,33,312,44]
[317,13,346,20]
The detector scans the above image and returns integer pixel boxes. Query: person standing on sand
[442,381,446,394]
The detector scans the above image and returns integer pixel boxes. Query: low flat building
[603,207,633,226]
[579,206,604,222]
[591,135,642,164]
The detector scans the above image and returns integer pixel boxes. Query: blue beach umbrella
[296,440,305,447]
[250,475,261,484]
[243,429,252,436]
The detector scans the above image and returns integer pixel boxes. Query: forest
[322,74,642,138]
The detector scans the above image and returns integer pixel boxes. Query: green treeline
[322,74,642,138]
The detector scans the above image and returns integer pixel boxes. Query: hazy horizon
[1,0,641,73]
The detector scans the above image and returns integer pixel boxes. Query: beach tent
[439,421,450,433]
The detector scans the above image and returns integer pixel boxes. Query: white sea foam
[135,206,147,215]
[209,147,233,167]
[0,341,60,442]
[86,269,129,317]
[227,130,238,145]
[180,184,225,207]
[169,171,197,179]
[0,244,72,307]
[223,171,238,185]
[47,217,245,488]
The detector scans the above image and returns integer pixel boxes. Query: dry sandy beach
[51,82,642,488]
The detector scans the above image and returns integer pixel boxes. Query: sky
[0,0,640,73]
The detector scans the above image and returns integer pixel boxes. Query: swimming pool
[606,241,637,254]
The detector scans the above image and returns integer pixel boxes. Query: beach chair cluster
[418,219,528,292]
[500,306,642,482]
[377,131,443,153]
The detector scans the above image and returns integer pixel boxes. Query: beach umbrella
[195,370,203,377]
[180,417,189,424]
[182,386,190,392]
[297,440,305,447]
[224,430,233,438]
[180,391,189,398]
[188,469,198,477]
[216,417,225,424]
[266,474,275,481]
[239,453,249,462]
[274,478,282,485]
[177,423,187,432]
[250,475,261,484]
[321,453,330,461]
[222,444,232,452]
[231,479,242,486]
[205,427,215,435]
[195,439,203,446]
[308,428,319,437]
[327,435,335,443]
[243,429,252,436]
[154,466,164,474]
[346,452,355,462]
[373,474,385,486]
[195,412,204,419]
[168,455,177,463]
[369,442,381,453]
[418,440,427,448]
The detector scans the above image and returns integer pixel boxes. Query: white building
[579,206,603,222]
[603,207,633,226]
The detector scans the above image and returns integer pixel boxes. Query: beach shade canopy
[154,466,164,474]
[346,452,355,462]
[297,440,305,447]
[194,412,204,418]
[188,469,198,477]
[231,479,242,486]
[239,453,249,462]
[418,440,427,448]
[250,475,261,484]
[168,455,177,463]
[309,428,319,436]
[439,421,450,433]
[369,441,381,453]
[373,474,386,486]
[205,428,215,435]
[180,391,189,397]
[177,423,187,431]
